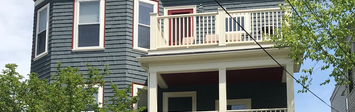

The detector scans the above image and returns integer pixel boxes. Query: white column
[217,8,226,46]
[219,68,227,111]
[150,13,158,50]
[286,64,295,112]
[148,71,158,112]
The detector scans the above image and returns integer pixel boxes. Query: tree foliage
[270,0,355,92]
[0,63,146,112]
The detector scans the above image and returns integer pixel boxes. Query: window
[133,0,158,52]
[34,3,49,60]
[83,84,104,112]
[73,0,105,52]
[215,99,251,110]
[132,83,147,110]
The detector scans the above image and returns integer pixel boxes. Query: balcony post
[150,13,158,50]
[219,68,227,111]
[148,71,158,112]
[286,64,295,112]
[217,8,226,46]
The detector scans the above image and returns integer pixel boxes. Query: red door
[168,9,194,45]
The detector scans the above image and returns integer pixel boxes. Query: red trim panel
[72,1,75,49]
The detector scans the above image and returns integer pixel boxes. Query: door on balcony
[168,9,194,45]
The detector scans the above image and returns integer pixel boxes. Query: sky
[0,0,337,112]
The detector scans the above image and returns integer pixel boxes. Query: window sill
[72,47,105,52]
[33,52,48,61]
[133,47,148,53]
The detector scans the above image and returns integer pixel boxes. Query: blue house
[31,0,299,111]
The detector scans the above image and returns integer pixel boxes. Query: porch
[157,67,287,111]
[148,7,284,55]
[137,48,296,112]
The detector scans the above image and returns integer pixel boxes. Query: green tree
[270,0,355,92]
[0,64,27,112]
[0,63,146,112]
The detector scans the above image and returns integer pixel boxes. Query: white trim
[163,5,197,16]
[133,0,158,52]
[92,84,104,108]
[215,99,252,110]
[73,0,105,51]
[133,47,148,53]
[34,3,50,61]
[163,91,197,112]
[34,0,45,6]
[72,47,105,52]
[81,84,104,112]
[132,83,146,109]
[33,52,48,61]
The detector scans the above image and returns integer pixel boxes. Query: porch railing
[150,8,283,50]
[227,108,287,112]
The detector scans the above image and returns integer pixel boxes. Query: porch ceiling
[160,67,284,87]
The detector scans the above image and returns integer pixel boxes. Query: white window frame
[82,84,104,112]
[133,0,158,52]
[34,3,50,61]
[132,83,147,109]
[73,0,105,52]
[163,91,196,111]
[215,98,252,110]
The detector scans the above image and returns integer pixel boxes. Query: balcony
[149,8,283,55]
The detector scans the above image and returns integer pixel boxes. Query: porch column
[148,71,158,112]
[286,64,295,112]
[219,68,227,111]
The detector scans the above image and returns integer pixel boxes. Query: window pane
[79,1,100,24]
[38,7,47,32]
[231,104,246,110]
[79,24,100,47]
[37,31,46,55]
[138,25,150,49]
[93,92,98,103]
[139,2,154,25]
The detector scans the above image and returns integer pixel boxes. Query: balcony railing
[202,108,287,112]
[227,108,287,112]
[149,8,283,50]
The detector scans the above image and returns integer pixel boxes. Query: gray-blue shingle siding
[31,0,284,106]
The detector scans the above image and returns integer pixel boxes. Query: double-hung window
[73,0,105,52]
[133,0,158,52]
[34,3,50,60]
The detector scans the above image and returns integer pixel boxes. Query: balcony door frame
[164,6,196,45]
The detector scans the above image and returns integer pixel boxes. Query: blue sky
[0,0,336,112]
